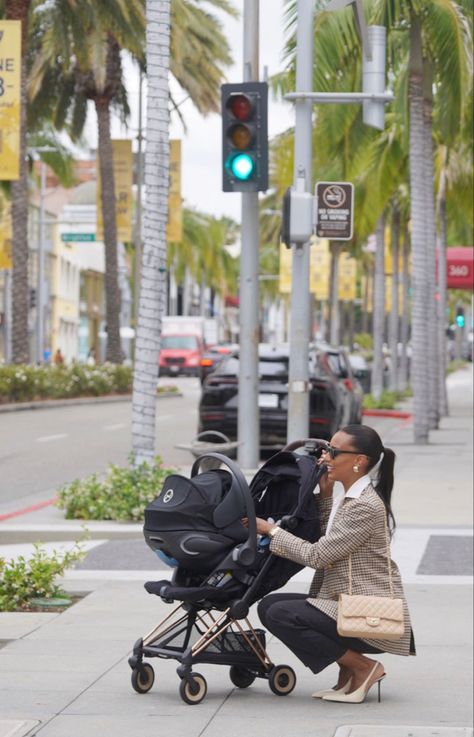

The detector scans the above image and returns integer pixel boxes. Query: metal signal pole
[237,0,260,469]
[287,0,314,442]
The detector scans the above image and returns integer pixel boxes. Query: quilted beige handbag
[337,515,405,641]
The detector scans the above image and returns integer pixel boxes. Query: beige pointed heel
[312,678,352,699]
[322,662,385,704]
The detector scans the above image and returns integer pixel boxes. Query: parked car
[159,333,203,377]
[198,343,353,451]
[321,345,364,424]
[199,343,239,384]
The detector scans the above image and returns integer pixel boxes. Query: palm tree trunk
[399,225,410,392]
[371,214,385,400]
[436,159,449,417]
[423,59,439,430]
[409,13,429,444]
[329,241,342,345]
[389,205,400,391]
[7,0,30,364]
[95,100,123,363]
[131,0,171,465]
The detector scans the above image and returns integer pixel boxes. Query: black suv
[198,343,353,451]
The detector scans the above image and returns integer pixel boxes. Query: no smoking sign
[315,181,354,240]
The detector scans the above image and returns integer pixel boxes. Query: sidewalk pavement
[0,367,472,737]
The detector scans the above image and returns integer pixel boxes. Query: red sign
[446,247,474,290]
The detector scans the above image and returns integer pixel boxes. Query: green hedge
[56,458,174,522]
[0,364,133,403]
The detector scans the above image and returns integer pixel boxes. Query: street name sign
[61,233,96,242]
[315,181,354,240]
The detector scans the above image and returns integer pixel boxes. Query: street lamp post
[37,159,46,364]
[30,146,55,364]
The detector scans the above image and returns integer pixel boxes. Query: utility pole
[237,0,260,469]
[134,69,144,326]
[287,0,314,442]
[284,0,391,441]
[37,158,46,364]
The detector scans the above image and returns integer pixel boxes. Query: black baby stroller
[128,439,328,704]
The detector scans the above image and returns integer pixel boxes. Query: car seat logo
[163,489,174,503]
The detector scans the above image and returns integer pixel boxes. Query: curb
[363,408,412,419]
[0,391,181,413]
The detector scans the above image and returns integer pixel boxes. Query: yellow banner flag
[310,238,330,299]
[279,239,331,297]
[0,21,21,180]
[338,253,357,301]
[96,139,133,242]
[167,139,182,242]
[0,194,12,269]
[279,242,292,293]
[361,274,373,313]
[385,275,404,315]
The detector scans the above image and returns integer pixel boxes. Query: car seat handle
[282,438,329,456]
[190,452,257,567]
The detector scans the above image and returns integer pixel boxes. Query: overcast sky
[106,0,294,222]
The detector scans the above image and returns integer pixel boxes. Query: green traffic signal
[221,82,268,192]
[228,153,255,181]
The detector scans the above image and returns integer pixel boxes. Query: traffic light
[456,307,465,328]
[221,82,268,193]
[29,288,36,309]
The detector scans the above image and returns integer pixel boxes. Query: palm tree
[3,0,32,363]
[131,1,171,465]
[131,0,237,463]
[372,0,472,442]
[29,0,145,364]
[168,208,238,314]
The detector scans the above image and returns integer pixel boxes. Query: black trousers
[257,593,382,675]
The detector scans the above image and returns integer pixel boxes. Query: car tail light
[200,358,214,367]
[311,380,329,391]
[310,417,330,425]
[206,376,238,386]
[201,412,225,420]
[343,378,354,391]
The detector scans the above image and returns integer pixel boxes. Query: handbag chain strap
[347,511,394,597]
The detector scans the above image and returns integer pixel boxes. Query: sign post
[315,181,354,240]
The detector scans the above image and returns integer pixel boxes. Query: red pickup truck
[159,333,203,377]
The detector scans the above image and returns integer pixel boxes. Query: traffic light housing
[456,307,465,328]
[221,82,268,193]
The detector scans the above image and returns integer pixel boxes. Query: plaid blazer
[270,483,414,656]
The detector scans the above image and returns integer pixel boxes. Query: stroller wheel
[229,665,256,689]
[179,672,207,705]
[268,665,296,696]
[131,663,155,694]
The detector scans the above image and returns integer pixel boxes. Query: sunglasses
[323,445,361,460]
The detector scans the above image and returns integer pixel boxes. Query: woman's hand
[241,517,277,536]
[317,459,335,499]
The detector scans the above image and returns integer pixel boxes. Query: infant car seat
[143,459,251,572]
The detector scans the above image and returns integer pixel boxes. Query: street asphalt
[0,366,472,737]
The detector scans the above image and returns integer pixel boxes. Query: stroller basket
[142,605,267,668]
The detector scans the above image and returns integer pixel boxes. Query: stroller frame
[129,442,327,704]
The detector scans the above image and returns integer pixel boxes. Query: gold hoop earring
[353,464,359,473]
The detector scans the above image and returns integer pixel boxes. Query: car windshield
[162,335,199,350]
